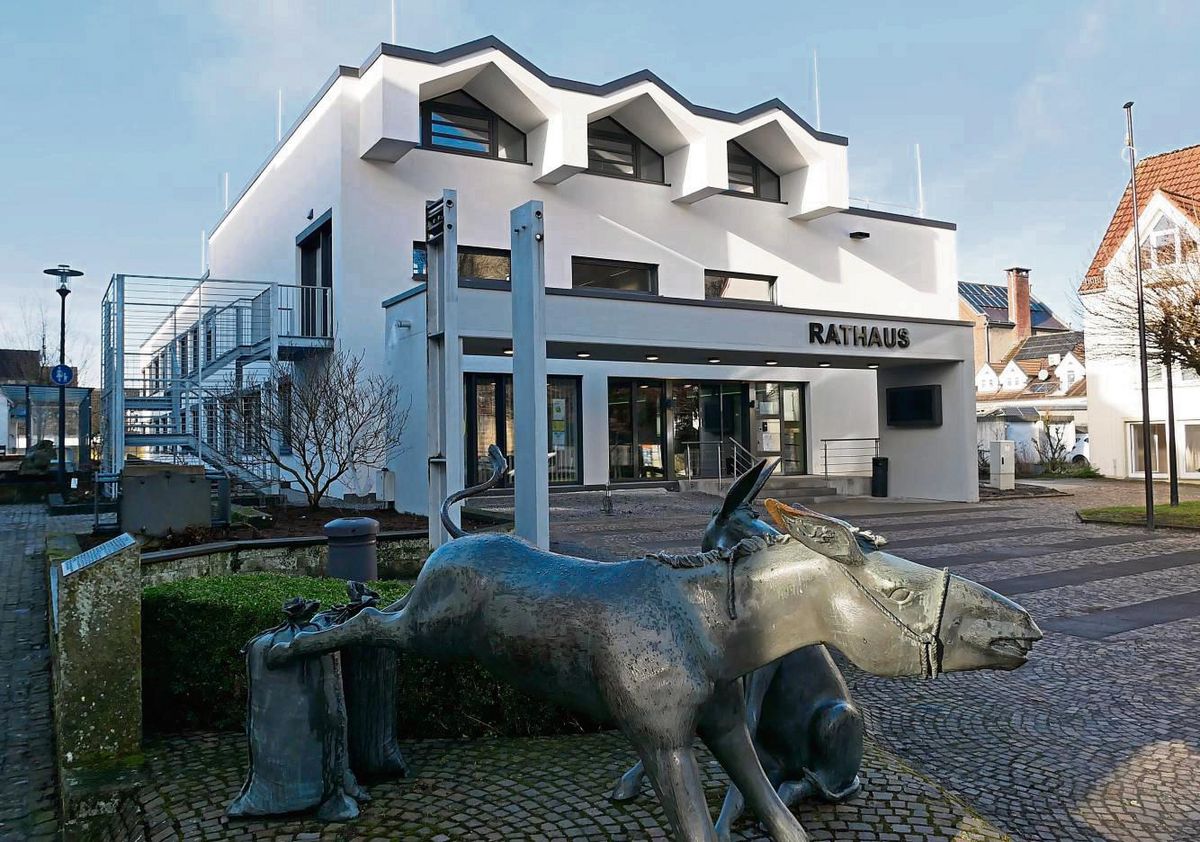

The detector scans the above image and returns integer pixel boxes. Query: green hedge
[142,573,605,738]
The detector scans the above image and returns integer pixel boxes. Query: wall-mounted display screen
[885,385,943,428]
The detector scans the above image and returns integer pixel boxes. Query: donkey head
[764,499,1042,678]
[703,458,782,552]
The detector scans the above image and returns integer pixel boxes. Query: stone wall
[141,532,430,587]
[48,532,145,842]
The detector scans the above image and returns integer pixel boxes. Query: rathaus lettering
[808,322,911,349]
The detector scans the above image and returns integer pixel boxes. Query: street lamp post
[1123,102,1155,531]
[44,264,83,496]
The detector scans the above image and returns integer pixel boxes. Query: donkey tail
[440,443,509,539]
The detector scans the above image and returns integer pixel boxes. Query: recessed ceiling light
[818,362,831,368]
[867,363,879,369]
[576,351,591,358]
[503,348,513,356]
[765,359,779,366]
[708,357,721,363]
[645,354,660,361]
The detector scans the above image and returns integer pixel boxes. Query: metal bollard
[323,517,380,581]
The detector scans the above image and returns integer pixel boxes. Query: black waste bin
[870,456,889,498]
[324,517,380,581]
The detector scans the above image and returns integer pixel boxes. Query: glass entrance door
[754,382,807,474]
[609,379,666,481]
[671,381,749,479]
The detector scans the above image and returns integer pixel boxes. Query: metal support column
[511,201,549,548]
[425,190,463,547]
[112,275,126,475]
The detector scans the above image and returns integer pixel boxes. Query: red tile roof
[1081,143,1200,293]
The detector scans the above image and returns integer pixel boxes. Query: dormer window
[1147,216,1181,268]
[727,141,780,200]
[421,91,526,161]
[587,117,664,182]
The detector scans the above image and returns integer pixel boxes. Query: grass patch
[1078,500,1200,529]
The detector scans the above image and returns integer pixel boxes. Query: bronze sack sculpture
[269,447,1041,842]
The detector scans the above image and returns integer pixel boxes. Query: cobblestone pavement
[0,504,58,842]
[15,478,1200,841]
[141,731,1009,841]
[474,479,1200,841]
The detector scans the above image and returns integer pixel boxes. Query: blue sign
[50,364,73,386]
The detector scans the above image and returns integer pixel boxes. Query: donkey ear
[720,459,770,518]
[763,498,866,565]
[746,457,780,503]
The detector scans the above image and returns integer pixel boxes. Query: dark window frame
[463,372,584,487]
[571,255,659,295]
[420,90,527,162]
[412,241,512,283]
[726,140,781,200]
[703,270,778,304]
[586,116,665,183]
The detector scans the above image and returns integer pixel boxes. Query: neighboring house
[106,36,981,509]
[1081,143,1200,480]
[974,331,1088,464]
[958,268,1071,373]
[0,349,42,455]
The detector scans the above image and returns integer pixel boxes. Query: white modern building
[123,37,978,513]
[1082,144,1200,481]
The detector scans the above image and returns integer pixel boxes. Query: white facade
[1084,192,1200,480]
[204,37,977,509]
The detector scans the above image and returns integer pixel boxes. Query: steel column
[511,200,549,548]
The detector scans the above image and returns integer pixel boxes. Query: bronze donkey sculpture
[610,458,867,840]
[270,446,1041,842]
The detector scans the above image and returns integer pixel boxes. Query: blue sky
[3,0,1200,379]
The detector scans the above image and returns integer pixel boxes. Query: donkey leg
[267,607,411,666]
[609,760,646,802]
[713,783,744,842]
[700,684,809,842]
[636,744,718,842]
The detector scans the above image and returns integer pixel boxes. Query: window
[1129,421,1168,474]
[412,243,511,282]
[299,216,333,337]
[727,141,780,200]
[572,257,657,294]
[704,271,776,303]
[420,91,526,161]
[587,117,664,182]
[1147,216,1180,268]
[278,379,293,456]
[1185,423,1200,474]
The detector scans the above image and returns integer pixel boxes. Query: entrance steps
[759,474,840,503]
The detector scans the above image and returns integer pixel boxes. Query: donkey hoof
[608,778,641,803]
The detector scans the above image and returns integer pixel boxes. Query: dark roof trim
[213,36,849,238]
[366,37,848,146]
[381,279,972,327]
[381,284,428,309]
[843,206,957,231]
[295,208,333,245]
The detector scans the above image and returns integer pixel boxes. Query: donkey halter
[836,563,953,679]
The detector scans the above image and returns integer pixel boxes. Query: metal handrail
[725,436,756,478]
[821,437,880,479]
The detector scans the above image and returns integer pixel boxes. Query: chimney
[1006,267,1031,341]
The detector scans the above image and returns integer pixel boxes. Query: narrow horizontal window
[704,271,776,303]
[587,117,664,183]
[421,90,526,161]
[412,243,511,282]
[572,256,657,294]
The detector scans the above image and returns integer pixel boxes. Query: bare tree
[1031,414,1070,474]
[0,296,97,386]
[217,350,408,510]
[1082,243,1200,503]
